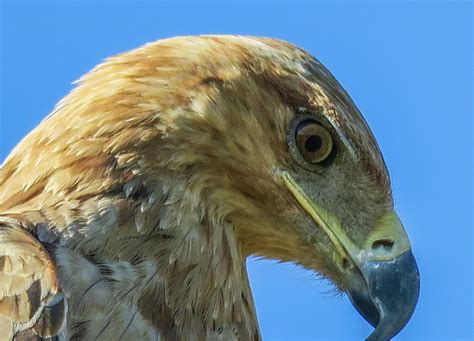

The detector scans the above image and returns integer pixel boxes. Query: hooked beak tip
[347,251,420,341]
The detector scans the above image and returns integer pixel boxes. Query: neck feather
[8,176,260,340]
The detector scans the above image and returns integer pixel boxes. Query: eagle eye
[295,120,333,164]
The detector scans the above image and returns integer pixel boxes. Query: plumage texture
[0,35,389,340]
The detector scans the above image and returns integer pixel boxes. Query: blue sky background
[0,1,472,340]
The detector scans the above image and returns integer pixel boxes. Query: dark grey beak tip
[348,251,420,341]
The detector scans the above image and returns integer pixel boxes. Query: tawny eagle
[0,36,419,340]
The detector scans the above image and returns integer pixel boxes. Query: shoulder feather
[0,218,66,340]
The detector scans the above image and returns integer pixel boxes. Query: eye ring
[295,120,333,164]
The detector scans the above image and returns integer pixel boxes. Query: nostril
[372,239,394,252]
[342,257,350,269]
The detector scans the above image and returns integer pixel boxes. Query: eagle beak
[278,171,420,341]
[345,212,420,341]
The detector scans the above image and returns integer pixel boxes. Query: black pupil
[305,135,322,152]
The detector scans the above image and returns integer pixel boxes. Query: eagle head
[0,36,419,340]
